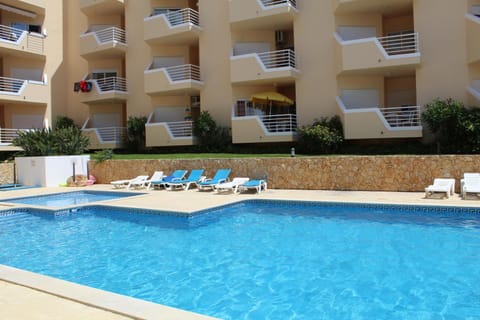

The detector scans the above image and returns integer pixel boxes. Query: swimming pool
[1,190,143,207]
[0,200,479,319]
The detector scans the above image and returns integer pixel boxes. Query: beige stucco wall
[89,155,480,193]
[414,0,469,107]
[3,0,477,148]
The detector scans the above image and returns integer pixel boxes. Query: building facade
[1,0,479,150]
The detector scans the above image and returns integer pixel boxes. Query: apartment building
[1,0,479,150]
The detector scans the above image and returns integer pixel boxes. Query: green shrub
[54,116,76,130]
[126,116,147,153]
[421,98,480,153]
[193,111,231,152]
[91,149,114,163]
[297,116,344,154]
[13,127,89,156]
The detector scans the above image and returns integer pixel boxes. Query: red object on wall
[79,80,92,92]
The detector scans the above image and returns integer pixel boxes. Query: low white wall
[15,155,90,187]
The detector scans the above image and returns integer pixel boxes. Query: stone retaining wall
[0,162,14,185]
[89,155,480,192]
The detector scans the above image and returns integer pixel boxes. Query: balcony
[229,0,298,30]
[468,80,480,103]
[336,96,422,139]
[0,25,45,58]
[80,0,124,15]
[335,32,420,74]
[230,49,299,85]
[144,64,203,96]
[0,77,48,104]
[79,77,128,104]
[144,8,201,45]
[81,119,126,150]
[80,27,126,59]
[232,111,297,144]
[466,12,480,64]
[333,0,413,14]
[0,128,31,149]
[146,118,196,147]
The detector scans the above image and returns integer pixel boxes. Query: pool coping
[0,265,218,320]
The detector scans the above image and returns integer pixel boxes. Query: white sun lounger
[111,175,149,189]
[462,176,480,199]
[424,178,455,199]
[214,177,250,194]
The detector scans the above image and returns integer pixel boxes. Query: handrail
[234,113,297,133]
[82,126,127,143]
[379,106,421,127]
[0,128,32,144]
[0,24,45,54]
[153,8,200,27]
[88,26,126,44]
[159,64,201,82]
[91,77,128,92]
[0,76,26,94]
[377,32,419,55]
[260,0,297,9]
[166,121,193,137]
[254,49,297,69]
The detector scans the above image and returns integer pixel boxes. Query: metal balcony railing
[0,128,32,144]
[95,126,127,143]
[0,77,26,94]
[260,114,297,133]
[0,24,45,54]
[380,106,421,127]
[92,77,127,92]
[90,26,126,44]
[260,0,297,9]
[158,8,200,27]
[256,49,297,69]
[166,121,193,137]
[377,32,419,55]
[162,64,201,82]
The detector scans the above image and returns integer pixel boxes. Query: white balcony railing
[0,128,32,144]
[256,49,297,69]
[91,77,127,92]
[0,24,45,54]
[261,0,297,9]
[260,114,297,133]
[166,121,193,137]
[161,64,201,82]
[90,27,126,44]
[0,77,27,94]
[377,32,419,55]
[151,8,200,27]
[95,126,127,143]
[380,106,421,127]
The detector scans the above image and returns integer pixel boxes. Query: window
[91,71,117,80]
[152,7,180,16]
[235,99,254,117]
[11,22,41,33]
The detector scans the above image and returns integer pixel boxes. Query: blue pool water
[1,190,142,207]
[1,201,480,319]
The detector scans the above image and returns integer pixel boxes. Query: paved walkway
[0,185,479,320]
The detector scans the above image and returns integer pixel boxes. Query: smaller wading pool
[1,191,143,208]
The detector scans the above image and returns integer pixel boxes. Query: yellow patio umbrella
[250,91,294,107]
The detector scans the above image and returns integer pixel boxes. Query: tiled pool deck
[1,184,479,320]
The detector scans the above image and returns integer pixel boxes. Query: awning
[0,3,36,19]
[250,91,294,106]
